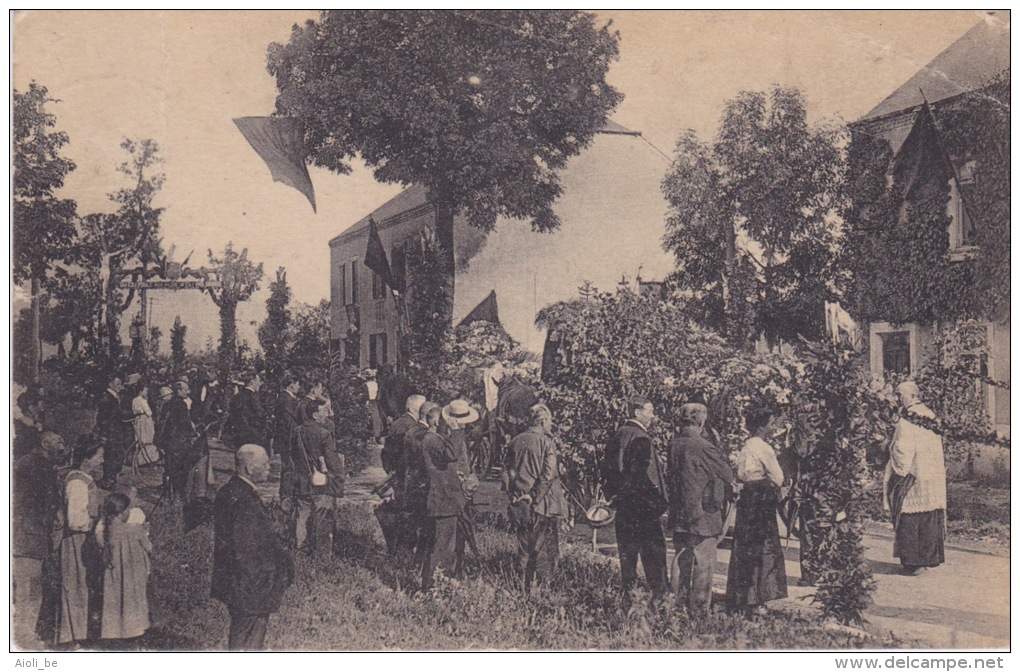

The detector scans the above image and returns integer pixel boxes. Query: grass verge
[139,499,905,650]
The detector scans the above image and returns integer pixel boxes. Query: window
[350,261,359,304]
[369,332,388,369]
[391,243,406,292]
[881,331,911,375]
[372,270,387,300]
[948,160,978,253]
[338,263,347,306]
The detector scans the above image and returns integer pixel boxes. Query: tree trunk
[106,283,122,362]
[218,300,238,383]
[433,195,456,324]
[29,277,41,383]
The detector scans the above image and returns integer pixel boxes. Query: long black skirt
[725,480,788,610]
[894,509,945,568]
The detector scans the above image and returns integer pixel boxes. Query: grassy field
[134,495,907,651]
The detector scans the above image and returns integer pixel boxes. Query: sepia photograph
[9,9,1010,657]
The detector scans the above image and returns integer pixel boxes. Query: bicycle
[124,439,165,489]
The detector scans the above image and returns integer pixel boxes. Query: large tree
[13,82,78,380]
[70,139,166,360]
[267,10,623,306]
[662,86,843,345]
[205,243,264,381]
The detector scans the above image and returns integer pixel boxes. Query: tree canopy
[662,86,843,345]
[13,82,78,285]
[267,10,623,282]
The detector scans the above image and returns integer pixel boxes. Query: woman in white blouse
[725,408,789,614]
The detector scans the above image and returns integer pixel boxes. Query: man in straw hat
[440,399,482,573]
[505,403,568,589]
[668,402,734,615]
[400,400,437,566]
[420,402,468,589]
[884,381,947,575]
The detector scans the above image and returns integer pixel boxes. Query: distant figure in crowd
[228,371,267,451]
[96,375,132,489]
[291,398,345,555]
[377,394,427,557]
[95,492,152,643]
[273,371,302,500]
[131,381,158,460]
[421,403,466,589]
[604,396,669,598]
[400,401,435,565]
[297,372,327,424]
[57,435,106,646]
[884,381,947,575]
[13,386,46,459]
[212,444,294,650]
[13,431,63,646]
[726,408,788,614]
[668,403,735,616]
[378,364,413,424]
[157,381,199,500]
[505,404,567,589]
[365,369,385,443]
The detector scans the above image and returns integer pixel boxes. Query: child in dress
[96,493,152,645]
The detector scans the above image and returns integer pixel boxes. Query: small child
[95,493,152,644]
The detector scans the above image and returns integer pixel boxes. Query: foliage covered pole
[205,243,264,382]
[170,316,187,374]
[792,340,876,626]
[258,267,293,390]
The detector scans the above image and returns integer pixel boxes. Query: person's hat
[442,399,480,426]
[125,373,143,386]
[584,502,616,528]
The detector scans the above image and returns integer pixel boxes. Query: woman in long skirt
[726,408,788,613]
[56,437,106,646]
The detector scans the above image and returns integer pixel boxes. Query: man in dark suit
[157,380,199,500]
[376,394,426,557]
[273,372,302,500]
[212,444,294,650]
[228,371,267,450]
[604,396,668,598]
[668,403,735,615]
[96,375,131,489]
[421,404,466,590]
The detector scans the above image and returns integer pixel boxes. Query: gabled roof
[860,14,1010,122]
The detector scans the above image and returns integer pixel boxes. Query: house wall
[329,130,674,362]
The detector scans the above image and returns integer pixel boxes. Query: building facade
[850,14,1010,442]
[329,122,674,367]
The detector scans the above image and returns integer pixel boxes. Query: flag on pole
[234,116,316,212]
[459,290,500,328]
[890,102,954,201]
[364,218,395,290]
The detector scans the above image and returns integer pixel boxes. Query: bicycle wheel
[131,444,165,489]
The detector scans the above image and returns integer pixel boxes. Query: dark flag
[890,102,955,201]
[364,218,395,291]
[459,290,500,328]
[234,116,316,212]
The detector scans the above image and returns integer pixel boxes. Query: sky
[12,10,999,351]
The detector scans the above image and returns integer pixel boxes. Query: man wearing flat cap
[506,404,567,588]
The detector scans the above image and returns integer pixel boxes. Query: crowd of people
[12,360,948,650]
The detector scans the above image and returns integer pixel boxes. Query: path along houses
[328,120,672,365]
[849,14,1010,452]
